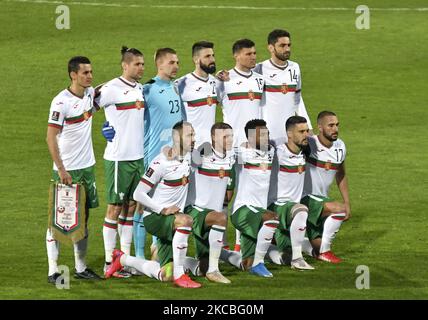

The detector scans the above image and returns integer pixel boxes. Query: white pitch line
[4,0,428,11]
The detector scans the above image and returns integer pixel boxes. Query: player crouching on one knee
[230,119,280,278]
[105,121,202,288]
[300,111,351,264]
[183,122,236,284]
[266,116,314,270]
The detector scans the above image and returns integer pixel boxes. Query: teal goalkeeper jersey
[143,76,186,167]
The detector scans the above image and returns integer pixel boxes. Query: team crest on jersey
[136,100,143,110]
[248,90,255,101]
[325,161,332,171]
[281,84,288,94]
[182,175,189,186]
[260,162,268,172]
[51,111,60,121]
[207,96,213,106]
[83,111,90,120]
[298,164,304,174]
[219,167,225,179]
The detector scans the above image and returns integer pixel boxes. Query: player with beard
[176,41,218,148]
[300,111,351,263]
[254,29,313,146]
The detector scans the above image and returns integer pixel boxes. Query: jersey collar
[118,77,137,88]
[269,59,288,71]
[191,72,209,83]
[233,68,253,78]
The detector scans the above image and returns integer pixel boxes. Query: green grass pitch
[0,0,427,299]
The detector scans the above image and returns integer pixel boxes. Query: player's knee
[324,201,345,215]
[175,213,193,227]
[212,211,227,226]
[291,204,308,219]
[263,210,278,222]
[106,204,122,219]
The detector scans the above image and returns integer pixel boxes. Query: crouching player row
[267,112,351,268]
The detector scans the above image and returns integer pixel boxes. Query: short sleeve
[48,97,66,129]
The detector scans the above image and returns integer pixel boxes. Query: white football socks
[46,228,59,276]
[208,225,225,273]
[252,220,279,267]
[121,254,161,280]
[220,248,242,269]
[73,229,88,273]
[320,213,346,253]
[119,216,133,255]
[290,211,308,260]
[183,256,202,276]
[172,227,192,279]
[103,218,117,263]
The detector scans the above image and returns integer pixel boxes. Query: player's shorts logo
[248,90,255,101]
[281,84,288,94]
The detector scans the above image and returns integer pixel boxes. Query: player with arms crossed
[46,56,101,283]
[301,111,351,263]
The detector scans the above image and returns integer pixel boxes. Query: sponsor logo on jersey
[123,90,129,95]
[159,89,165,94]
[269,74,277,78]
[51,111,60,121]
[236,81,242,85]
[196,87,202,91]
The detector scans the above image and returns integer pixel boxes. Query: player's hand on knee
[161,205,180,215]
[102,121,116,142]
[344,204,351,221]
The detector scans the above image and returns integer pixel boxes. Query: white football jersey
[270,143,306,204]
[217,68,264,148]
[176,73,218,148]
[187,144,236,212]
[303,135,347,198]
[254,59,312,144]
[232,144,275,213]
[96,77,145,161]
[48,87,95,171]
[140,148,192,213]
